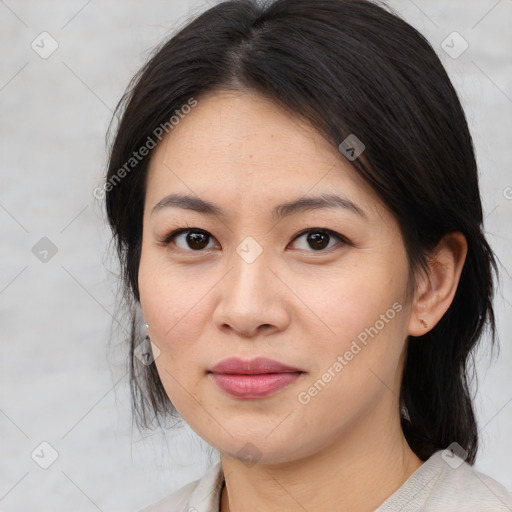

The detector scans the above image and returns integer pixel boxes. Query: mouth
[208,357,305,399]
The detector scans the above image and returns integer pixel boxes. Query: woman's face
[139,89,415,464]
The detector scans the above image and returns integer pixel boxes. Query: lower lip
[209,372,303,398]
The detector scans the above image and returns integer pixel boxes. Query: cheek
[300,261,407,349]
[138,259,210,413]
[138,248,203,357]
[296,262,409,400]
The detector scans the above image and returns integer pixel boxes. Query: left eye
[160,228,348,252]
[290,228,347,252]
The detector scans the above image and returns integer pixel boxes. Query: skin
[138,89,467,512]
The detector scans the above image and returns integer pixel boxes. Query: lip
[209,356,302,374]
[208,357,304,399]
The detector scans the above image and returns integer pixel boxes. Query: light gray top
[138,450,512,512]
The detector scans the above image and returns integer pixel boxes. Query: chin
[207,430,317,466]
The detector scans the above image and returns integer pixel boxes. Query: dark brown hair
[105,0,498,464]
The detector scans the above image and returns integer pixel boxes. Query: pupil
[308,232,329,250]
[188,232,208,250]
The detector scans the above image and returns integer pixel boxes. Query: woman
[104,0,512,510]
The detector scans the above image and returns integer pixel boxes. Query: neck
[219,400,423,512]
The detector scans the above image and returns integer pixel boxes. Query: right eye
[161,228,219,252]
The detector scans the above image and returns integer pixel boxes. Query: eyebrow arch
[151,192,367,220]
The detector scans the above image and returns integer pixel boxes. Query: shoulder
[137,479,198,512]
[136,461,224,512]
[429,452,512,511]
[377,450,512,512]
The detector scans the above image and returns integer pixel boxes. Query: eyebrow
[151,192,367,220]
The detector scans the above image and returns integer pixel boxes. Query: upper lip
[209,357,302,374]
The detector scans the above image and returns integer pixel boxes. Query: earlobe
[408,232,468,337]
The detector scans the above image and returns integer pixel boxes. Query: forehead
[145,89,382,219]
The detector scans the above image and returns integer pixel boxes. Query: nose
[212,245,290,338]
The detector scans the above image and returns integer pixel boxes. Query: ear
[408,232,468,336]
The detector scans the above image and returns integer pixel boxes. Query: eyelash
[159,227,350,254]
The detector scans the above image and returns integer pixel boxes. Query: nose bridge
[211,234,286,335]
[215,237,283,326]
[228,235,272,300]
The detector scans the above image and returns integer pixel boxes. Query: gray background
[1,0,511,510]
